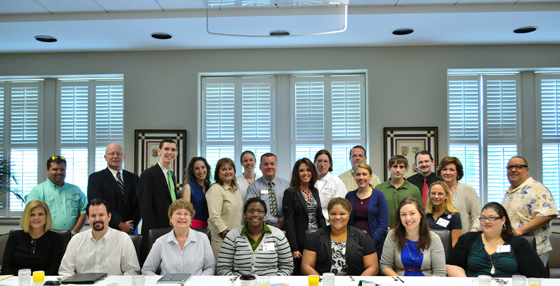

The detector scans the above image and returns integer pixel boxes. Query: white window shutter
[448,77,480,141]
[242,79,272,141]
[331,75,363,140]
[486,144,517,202]
[540,76,560,208]
[0,86,4,156]
[10,148,38,211]
[484,76,518,140]
[95,84,124,144]
[449,144,481,196]
[294,78,325,141]
[60,85,89,144]
[11,85,39,144]
[204,79,236,142]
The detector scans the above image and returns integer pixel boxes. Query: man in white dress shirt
[59,198,141,277]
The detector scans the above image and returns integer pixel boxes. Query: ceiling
[1,0,559,53]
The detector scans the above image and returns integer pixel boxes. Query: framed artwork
[134,129,187,188]
[383,127,438,181]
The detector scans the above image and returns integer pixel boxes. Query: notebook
[61,273,108,284]
[157,273,191,284]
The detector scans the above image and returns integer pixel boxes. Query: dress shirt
[502,177,559,255]
[142,228,215,275]
[236,173,261,203]
[59,228,140,276]
[107,168,123,182]
[406,172,440,203]
[339,169,382,192]
[246,176,290,226]
[315,172,348,223]
[158,162,172,189]
[26,180,87,230]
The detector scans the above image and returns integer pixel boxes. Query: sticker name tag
[436,218,450,228]
[262,241,275,252]
[497,244,511,253]
[260,190,268,195]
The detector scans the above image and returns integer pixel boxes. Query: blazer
[138,164,177,235]
[304,225,376,275]
[88,168,140,230]
[345,189,389,255]
[446,232,548,278]
[282,187,327,253]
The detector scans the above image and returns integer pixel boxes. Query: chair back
[549,232,560,278]
[0,234,9,266]
[431,229,452,260]
[49,229,72,254]
[305,229,319,240]
[520,235,537,252]
[129,234,143,266]
[192,228,211,242]
[146,227,173,257]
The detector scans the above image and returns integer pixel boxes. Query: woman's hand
[292,251,302,259]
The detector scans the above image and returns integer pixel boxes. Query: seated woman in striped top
[216,197,294,276]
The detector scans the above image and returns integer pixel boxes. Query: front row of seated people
[1,197,549,278]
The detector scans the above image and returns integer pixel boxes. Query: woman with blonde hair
[425,181,462,247]
[206,157,243,260]
[1,200,64,275]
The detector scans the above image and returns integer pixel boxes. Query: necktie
[168,171,176,202]
[422,177,429,205]
[116,172,124,195]
[268,181,279,217]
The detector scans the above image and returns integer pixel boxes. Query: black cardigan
[304,225,376,275]
[446,232,548,278]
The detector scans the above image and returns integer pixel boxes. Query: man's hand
[513,228,524,236]
[118,220,134,234]
[276,218,285,230]
[292,251,302,259]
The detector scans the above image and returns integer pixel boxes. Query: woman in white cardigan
[380,197,446,277]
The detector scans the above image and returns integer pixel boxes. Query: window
[448,71,560,206]
[0,77,123,217]
[201,73,366,176]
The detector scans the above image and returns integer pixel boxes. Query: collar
[508,177,534,193]
[107,168,122,178]
[47,179,65,189]
[240,222,271,236]
[166,228,197,245]
[158,162,171,173]
[88,227,111,242]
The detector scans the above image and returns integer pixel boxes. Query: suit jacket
[282,187,326,253]
[138,164,177,235]
[88,168,140,230]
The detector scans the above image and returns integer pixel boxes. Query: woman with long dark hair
[182,157,211,228]
[283,157,326,274]
[446,202,547,277]
[380,197,446,277]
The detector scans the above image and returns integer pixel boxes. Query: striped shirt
[142,228,216,275]
[217,223,293,276]
[338,169,382,192]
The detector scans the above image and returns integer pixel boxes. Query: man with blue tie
[138,138,179,235]
[87,143,140,234]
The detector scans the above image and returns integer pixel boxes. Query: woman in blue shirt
[425,181,462,247]
[182,157,211,228]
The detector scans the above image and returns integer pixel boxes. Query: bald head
[104,143,125,171]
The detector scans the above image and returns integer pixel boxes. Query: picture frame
[134,129,187,188]
[383,127,438,181]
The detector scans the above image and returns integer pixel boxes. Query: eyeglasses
[31,239,36,254]
[246,209,265,215]
[173,212,191,217]
[50,156,65,160]
[506,164,528,171]
[106,152,124,157]
[479,216,501,222]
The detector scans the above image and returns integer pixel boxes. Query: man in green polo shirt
[375,155,423,228]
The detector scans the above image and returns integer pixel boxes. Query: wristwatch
[71,230,77,236]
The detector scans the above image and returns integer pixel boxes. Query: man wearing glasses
[87,143,140,234]
[26,156,87,234]
[502,156,558,266]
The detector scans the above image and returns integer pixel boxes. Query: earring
[502,224,506,230]
[169,222,173,226]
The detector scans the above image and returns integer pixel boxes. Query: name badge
[262,241,275,252]
[260,190,268,195]
[497,244,511,253]
[436,218,450,228]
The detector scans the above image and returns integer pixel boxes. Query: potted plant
[0,159,24,202]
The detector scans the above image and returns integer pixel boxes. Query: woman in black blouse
[283,157,326,275]
[1,200,64,275]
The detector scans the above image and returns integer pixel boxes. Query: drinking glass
[362,282,376,286]
[18,269,31,286]
[323,273,335,286]
[132,275,144,286]
[512,275,526,286]
[258,276,270,286]
[478,275,491,286]
[308,275,320,286]
[528,278,541,286]
[32,271,45,285]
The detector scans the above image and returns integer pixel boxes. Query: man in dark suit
[87,143,140,234]
[406,150,440,205]
[138,138,179,235]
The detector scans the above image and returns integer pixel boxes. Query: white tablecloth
[1,275,558,286]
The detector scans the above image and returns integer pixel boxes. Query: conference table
[1,275,558,286]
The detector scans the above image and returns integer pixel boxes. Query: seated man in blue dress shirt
[26,156,87,234]
[246,153,289,229]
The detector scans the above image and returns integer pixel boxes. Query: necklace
[301,188,312,200]
[488,252,498,275]
[404,240,423,260]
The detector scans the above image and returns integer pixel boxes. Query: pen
[170,274,173,280]
[396,276,404,283]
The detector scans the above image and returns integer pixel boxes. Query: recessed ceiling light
[513,26,537,34]
[34,35,57,43]
[151,33,172,40]
[269,30,290,36]
[392,28,414,36]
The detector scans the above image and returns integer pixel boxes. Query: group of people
[1,140,557,279]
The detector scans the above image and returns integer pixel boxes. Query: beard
[93,222,105,231]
